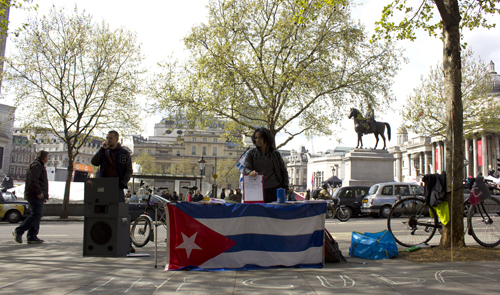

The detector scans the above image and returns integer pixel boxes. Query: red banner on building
[478,140,482,167]
[435,148,439,171]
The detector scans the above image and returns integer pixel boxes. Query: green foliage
[6,6,144,217]
[0,0,37,37]
[134,153,161,174]
[149,0,402,148]
[7,6,145,149]
[174,158,197,175]
[401,48,499,138]
[214,158,241,189]
[373,0,500,45]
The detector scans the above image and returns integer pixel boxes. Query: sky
[4,0,500,153]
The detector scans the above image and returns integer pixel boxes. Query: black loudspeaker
[83,178,130,257]
[83,213,130,257]
[84,177,120,204]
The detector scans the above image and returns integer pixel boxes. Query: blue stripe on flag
[225,230,324,252]
[175,202,327,220]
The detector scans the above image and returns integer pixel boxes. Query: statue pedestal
[342,149,395,187]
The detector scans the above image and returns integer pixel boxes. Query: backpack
[324,228,346,263]
[312,189,321,200]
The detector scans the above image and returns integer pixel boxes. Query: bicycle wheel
[387,197,438,247]
[131,216,152,247]
[468,197,500,247]
[337,207,351,222]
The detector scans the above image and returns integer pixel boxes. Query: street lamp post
[198,156,206,194]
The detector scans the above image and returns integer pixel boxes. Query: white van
[360,182,424,218]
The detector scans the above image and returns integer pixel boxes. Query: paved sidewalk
[1,222,499,294]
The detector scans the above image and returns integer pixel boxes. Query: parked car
[127,194,169,221]
[361,182,424,218]
[0,191,30,223]
[332,186,370,218]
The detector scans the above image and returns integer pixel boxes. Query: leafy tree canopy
[401,48,500,138]
[149,0,402,148]
[373,0,500,44]
[6,6,145,217]
[134,153,161,174]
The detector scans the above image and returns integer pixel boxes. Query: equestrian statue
[348,107,391,150]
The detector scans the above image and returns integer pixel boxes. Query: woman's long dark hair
[251,127,275,151]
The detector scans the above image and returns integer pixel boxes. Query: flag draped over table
[166,202,327,271]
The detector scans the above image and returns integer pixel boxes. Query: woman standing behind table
[243,127,289,203]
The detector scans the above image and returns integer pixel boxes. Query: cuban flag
[165,202,327,271]
[235,151,247,173]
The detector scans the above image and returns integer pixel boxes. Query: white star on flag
[176,232,202,258]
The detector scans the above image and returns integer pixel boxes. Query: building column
[396,154,402,182]
[424,152,430,175]
[419,152,425,176]
[482,136,488,175]
[465,139,471,178]
[473,138,478,176]
[407,154,412,176]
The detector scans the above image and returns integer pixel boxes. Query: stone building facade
[9,128,104,180]
[132,119,248,193]
[284,146,308,191]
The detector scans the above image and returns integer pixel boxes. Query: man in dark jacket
[13,151,49,244]
[91,130,132,202]
[91,130,134,252]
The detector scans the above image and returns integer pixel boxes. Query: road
[1,215,482,252]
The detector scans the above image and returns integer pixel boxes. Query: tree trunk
[438,0,465,248]
[60,145,74,219]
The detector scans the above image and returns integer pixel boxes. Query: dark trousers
[15,197,44,240]
[263,186,280,203]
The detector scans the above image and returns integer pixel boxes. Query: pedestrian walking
[13,151,49,244]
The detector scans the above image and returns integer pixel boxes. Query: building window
[193,137,196,142]
[213,147,217,156]
[229,153,233,156]
[213,138,217,143]
[203,138,207,143]
[176,151,180,156]
[202,146,207,155]
[148,150,151,155]
[192,146,196,155]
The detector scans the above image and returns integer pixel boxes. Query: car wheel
[380,205,392,219]
[7,210,22,223]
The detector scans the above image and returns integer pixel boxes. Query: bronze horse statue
[348,108,391,150]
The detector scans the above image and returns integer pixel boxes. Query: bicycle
[325,199,351,222]
[130,189,169,247]
[387,194,500,248]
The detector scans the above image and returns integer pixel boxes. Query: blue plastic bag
[349,230,399,260]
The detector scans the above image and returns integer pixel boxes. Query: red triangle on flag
[167,205,236,270]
